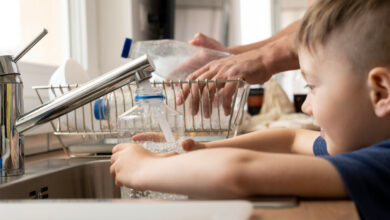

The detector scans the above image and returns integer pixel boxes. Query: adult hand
[189,32,229,52]
[157,33,229,81]
[176,48,271,118]
[165,48,230,81]
[110,143,176,189]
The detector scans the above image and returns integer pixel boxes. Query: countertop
[22,150,360,220]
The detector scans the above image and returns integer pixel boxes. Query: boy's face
[298,45,377,154]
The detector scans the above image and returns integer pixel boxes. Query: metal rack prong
[170,80,177,110]
[69,84,78,132]
[98,100,103,131]
[49,85,61,132]
[126,83,136,129]
[232,80,249,137]
[214,80,222,135]
[197,80,205,133]
[226,80,240,138]
[89,101,95,132]
[112,91,118,132]
[127,84,134,107]
[205,80,213,135]
[162,81,168,105]
[188,80,195,131]
[120,87,126,113]
[179,80,187,132]
[58,85,70,132]
[81,87,86,131]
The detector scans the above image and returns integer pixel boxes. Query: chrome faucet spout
[15,55,154,134]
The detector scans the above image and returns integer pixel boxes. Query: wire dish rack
[33,79,249,152]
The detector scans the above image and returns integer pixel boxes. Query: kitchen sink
[0,158,297,208]
[0,159,120,199]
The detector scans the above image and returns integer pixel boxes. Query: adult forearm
[261,33,300,76]
[228,38,272,55]
[228,20,301,55]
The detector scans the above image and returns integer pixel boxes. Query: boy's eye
[304,84,315,91]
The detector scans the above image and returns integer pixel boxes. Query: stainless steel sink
[0,159,120,199]
[0,158,297,208]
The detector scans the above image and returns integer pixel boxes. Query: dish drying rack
[33,79,249,155]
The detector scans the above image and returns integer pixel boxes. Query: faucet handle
[13,28,48,62]
[0,28,47,76]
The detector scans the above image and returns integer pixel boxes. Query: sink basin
[0,158,297,209]
[0,159,120,199]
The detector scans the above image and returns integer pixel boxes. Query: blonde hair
[295,0,390,72]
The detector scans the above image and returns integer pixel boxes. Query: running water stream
[138,80,175,143]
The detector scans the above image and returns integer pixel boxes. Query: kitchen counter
[252,200,358,220]
[21,150,360,219]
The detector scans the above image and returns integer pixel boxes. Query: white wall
[174,0,273,47]
[175,6,223,43]
[273,0,307,102]
[95,0,132,73]
[239,0,272,45]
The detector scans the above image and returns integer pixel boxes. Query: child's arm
[183,128,319,155]
[110,143,347,199]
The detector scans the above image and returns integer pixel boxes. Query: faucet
[0,29,154,176]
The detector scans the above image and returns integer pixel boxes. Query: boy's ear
[368,67,390,117]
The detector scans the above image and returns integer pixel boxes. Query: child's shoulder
[354,137,390,155]
[325,137,390,168]
[321,138,390,219]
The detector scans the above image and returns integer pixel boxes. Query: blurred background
[0,0,307,154]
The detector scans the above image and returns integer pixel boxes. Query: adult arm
[228,20,301,54]
[177,22,300,117]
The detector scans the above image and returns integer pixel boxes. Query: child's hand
[181,139,206,151]
[110,143,176,188]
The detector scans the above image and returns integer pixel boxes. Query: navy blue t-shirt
[313,136,390,219]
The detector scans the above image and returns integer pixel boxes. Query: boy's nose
[301,95,312,115]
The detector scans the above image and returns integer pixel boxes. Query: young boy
[110,0,390,218]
